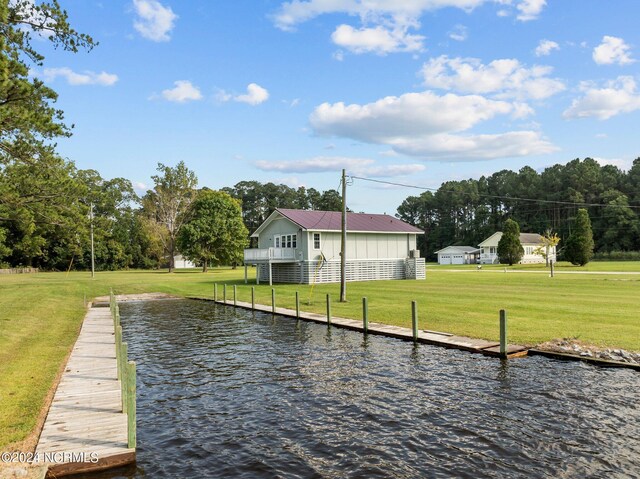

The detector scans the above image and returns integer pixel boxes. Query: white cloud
[331,24,424,54]
[234,83,270,105]
[272,0,504,57]
[309,90,557,161]
[593,36,635,66]
[563,76,640,120]
[273,1,492,31]
[133,181,147,191]
[254,156,426,177]
[160,80,202,103]
[593,157,632,171]
[516,0,546,21]
[535,39,559,57]
[133,0,177,42]
[420,55,565,100]
[449,24,468,42]
[43,67,118,86]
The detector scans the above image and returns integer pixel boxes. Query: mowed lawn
[1,266,639,449]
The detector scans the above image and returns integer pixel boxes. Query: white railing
[244,248,297,262]
[480,253,498,263]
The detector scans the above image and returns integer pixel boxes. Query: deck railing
[110,291,137,449]
[244,247,298,261]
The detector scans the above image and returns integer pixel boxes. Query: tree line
[397,158,640,261]
[1,3,638,271]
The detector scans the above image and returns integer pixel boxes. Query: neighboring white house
[243,208,425,284]
[435,246,480,265]
[478,232,556,264]
[173,254,196,269]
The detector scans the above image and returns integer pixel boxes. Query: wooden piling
[223,284,227,304]
[214,283,218,301]
[116,326,122,380]
[272,288,276,313]
[127,361,137,448]
[121,342,128,412]
[411,301,418,342]
[251,287,255,310]
[326,294,331,325]
[362,297,368,333]
[295,291,300,318]
[500,309,507,358]
[233,285,237,306]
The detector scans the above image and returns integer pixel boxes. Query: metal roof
[434,246,480,254]
[273,208,423,234]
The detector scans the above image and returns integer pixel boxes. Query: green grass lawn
[1,265,639,449]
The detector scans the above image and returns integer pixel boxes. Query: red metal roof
[276,209,423,233]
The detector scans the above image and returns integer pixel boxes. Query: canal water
[94,299,639,478]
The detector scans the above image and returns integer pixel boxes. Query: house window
[313,233,320,249]
[490,247,496,254]
[275,237,280,248]
[292,234,297,248]
[286,235,292,248]
[281,235,286,248]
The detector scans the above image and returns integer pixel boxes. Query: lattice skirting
[257,258,425,284]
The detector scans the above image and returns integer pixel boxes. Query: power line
[349,175,640,210]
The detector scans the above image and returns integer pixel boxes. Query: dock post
[251,287,255,310]
[233,285,237,306]
[295,291,300,318]
[127,361,137,448]
[326,294,331,325]
[244,264,248,284]
[121,342,128,412]
[214,283,218,301]
[412,301,418,342]
[363,297,368,333]
[500,309,508,359]
[115,326,122,380]
[272,288,276,313]
[223,284,227,304]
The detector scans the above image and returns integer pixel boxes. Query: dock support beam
[233,285,237,306]
[244,264,248,284]
[251,287,255,310]
[500,309,508,359]
[223,284,226,304]
[362,297,368,333]
[214,283,217,301]
[326,294,331,325]
[295,291,300,318]
[272,288,276,313]
[412,301,418,342]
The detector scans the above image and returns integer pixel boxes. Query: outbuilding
[435,246,480,265]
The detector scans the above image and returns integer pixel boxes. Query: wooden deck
[35,306,135,477]
[205,298,528,359]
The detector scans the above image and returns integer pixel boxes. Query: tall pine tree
[564,209,594,266]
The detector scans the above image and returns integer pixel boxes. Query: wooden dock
[35,306,135,477]
[206,297,528,359]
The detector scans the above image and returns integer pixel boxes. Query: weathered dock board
[35,306,135,477]
[204,297,528,359]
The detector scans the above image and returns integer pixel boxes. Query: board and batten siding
[257,217,306,251]
[306,231,416,261]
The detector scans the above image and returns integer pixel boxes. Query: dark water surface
[89,299,639,478]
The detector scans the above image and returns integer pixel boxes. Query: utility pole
[340,169,347,302]
[90,203,95,279]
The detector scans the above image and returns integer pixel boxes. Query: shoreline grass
[1,265,639,449]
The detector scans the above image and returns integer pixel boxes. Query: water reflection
[77,299,640,479]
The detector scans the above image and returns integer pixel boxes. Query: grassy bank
[1,266,639,449]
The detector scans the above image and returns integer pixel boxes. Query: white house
[435,246,480,265]
[243,208,425,284]
[173,254,196,269]
[478,232,556,264]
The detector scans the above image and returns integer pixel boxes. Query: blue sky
[36,0,640,213]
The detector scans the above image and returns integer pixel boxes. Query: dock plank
[35,307,135,477]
